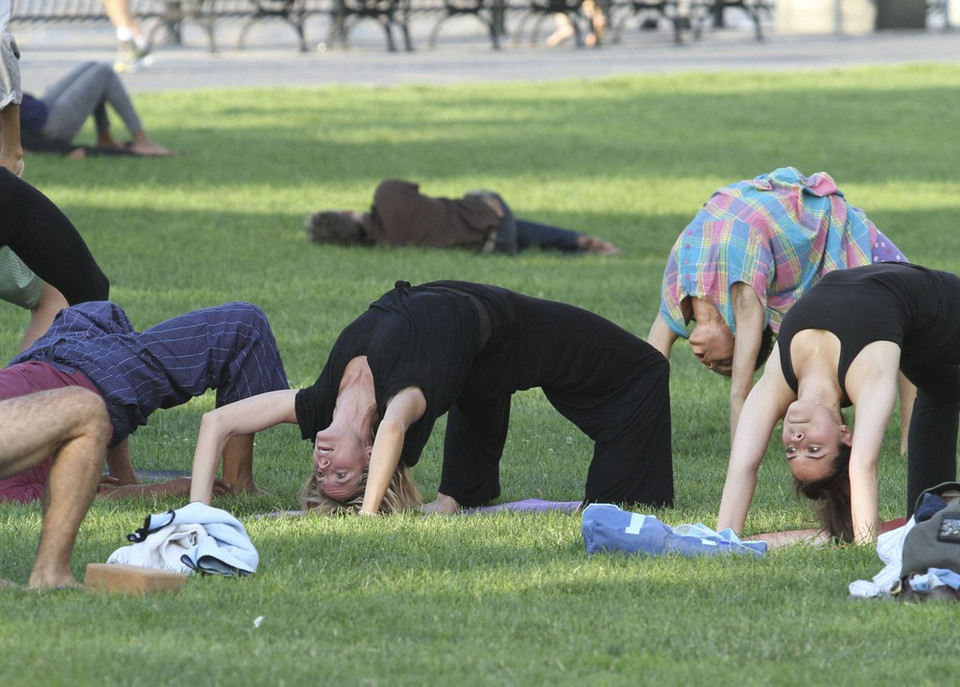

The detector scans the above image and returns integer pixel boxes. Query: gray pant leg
[41,62,143,142]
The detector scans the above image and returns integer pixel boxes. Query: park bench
[13,0,852,54]
[606,0,773,44]
[10,0,330,53]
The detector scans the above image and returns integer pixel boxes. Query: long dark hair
[793,443,853,542]
[755,326,775,371]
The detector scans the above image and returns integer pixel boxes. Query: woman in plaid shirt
[647,167,910,445]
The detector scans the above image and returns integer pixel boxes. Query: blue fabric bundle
[582,503,767,558]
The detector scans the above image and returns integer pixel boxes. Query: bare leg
[582,0,605,47]
[102,0,142,38]
[18,282,67,352]
[0,388,110,589]
[220,434,258,494]
[0,104,24,177]
[545,14,575,46]
[102,0,151,73]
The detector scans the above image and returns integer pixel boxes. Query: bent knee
[63,388,112,440]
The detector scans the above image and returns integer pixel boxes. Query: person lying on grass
[716,262,960,546]
[190,280,673,514]
[306,179,621,256]
[646,167,913,449]
[0,300,288,503]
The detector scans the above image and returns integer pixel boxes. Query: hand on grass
[422,492,460,515]
[98,477,231,499]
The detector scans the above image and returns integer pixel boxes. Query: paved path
[12,17,960,93]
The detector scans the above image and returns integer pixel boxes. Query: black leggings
[904,364,960,516]
[0,169,109,304]
[438,290,674,509]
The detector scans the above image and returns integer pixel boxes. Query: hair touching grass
[305,211,367,246]
[793,442,853,543]
[299,464,423,515]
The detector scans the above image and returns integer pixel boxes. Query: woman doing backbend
[716,262,960,545]
[189,280,673,514]
[647,167,910,445]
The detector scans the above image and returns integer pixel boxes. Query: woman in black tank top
[188,280,674,517]
[716,263,960,546]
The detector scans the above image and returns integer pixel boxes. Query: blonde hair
[299,464,422,515]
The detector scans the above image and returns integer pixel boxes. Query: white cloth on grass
[108,502,258,576]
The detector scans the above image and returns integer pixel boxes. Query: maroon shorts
[0,361,99,503]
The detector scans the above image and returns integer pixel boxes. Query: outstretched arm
[716,345,794,535]
[99,476,230,500]
[728,283,766,446]
[189,389,299,504]
[105,439,137,485]
[360,387,426,514]
[846,343,901,544]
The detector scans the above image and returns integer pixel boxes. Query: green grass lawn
[1,63,959,685]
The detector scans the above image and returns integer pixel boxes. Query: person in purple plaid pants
[0,300,288,503]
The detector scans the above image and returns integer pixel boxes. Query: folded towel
[108,502,258,576]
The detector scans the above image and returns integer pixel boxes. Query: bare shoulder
[845,340,901,396]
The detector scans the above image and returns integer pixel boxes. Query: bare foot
[129,141,175,157]
[96,133,123,150]
[545,16,575,47]
[27,572,81,590]
[422,492,460,515]
[578,235,623,255]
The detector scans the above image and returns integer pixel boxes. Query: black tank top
[777,263,960,405]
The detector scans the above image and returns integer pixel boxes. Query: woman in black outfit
[190,280,673,514]
[717,262,960,545]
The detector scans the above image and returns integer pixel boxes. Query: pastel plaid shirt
[658,167,906,338]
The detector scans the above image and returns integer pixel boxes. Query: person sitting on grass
[17,61,173,158]
[0,387,109,589]
[189,280,673,516]
[716,262,960,546]
[646,167,912,447]
[306,179,621,255]
[0,300,288,503]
